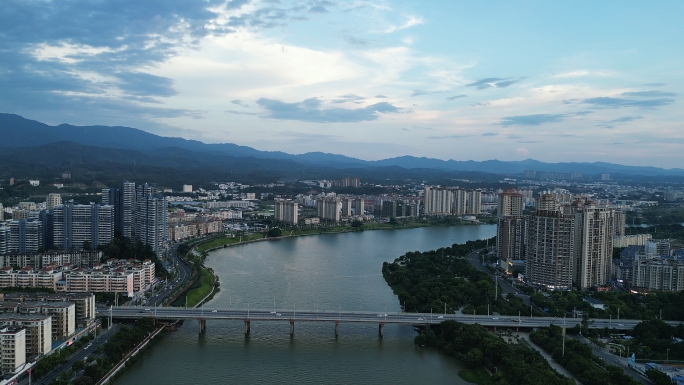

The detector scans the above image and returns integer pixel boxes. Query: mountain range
[1,112,683,178]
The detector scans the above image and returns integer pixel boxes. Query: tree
[646,368,673,385]
[463,347,483,368]
[350,220,363,229]
[267,228,282,237]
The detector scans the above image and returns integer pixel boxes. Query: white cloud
[384,15,423,33]
[29,43,117,64]
[516,147,530,156]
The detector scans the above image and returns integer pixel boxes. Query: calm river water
[115,225,496,385]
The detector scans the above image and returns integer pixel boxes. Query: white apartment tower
[274,200,299,225]
[317,198,341,222]
[352,198,365,216]
[465,189,482,215]
[453,189,467,216]
[572,199,615,290]
[423,187,454,215]
[341,198,353,217]
[46,193,62,211]
[496,190,527,274]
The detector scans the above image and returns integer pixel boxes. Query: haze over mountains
[1,113,683,178]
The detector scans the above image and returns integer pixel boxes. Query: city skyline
[1,1,683,167]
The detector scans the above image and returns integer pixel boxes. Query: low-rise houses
[0,259,154,297]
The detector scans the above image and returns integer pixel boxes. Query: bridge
[103,306,681,337]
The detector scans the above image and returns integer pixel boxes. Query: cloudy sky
[2,1,683,167]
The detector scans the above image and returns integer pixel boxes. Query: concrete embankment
[96,327,164,385]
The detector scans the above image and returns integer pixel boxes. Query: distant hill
[1,112,683,177]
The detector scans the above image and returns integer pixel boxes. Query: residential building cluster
[0,258,154,297]
[497,190,621,290]
[0,181,167,257]
[612,240,684,292]
[0,292,96,374]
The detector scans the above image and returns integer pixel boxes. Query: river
[114,225,496,385]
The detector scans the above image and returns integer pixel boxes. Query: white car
[437,316,444,319]
[212,310,218,313]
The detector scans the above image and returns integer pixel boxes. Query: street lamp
[667,348,670,362]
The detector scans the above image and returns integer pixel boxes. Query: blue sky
[1,1,682,167]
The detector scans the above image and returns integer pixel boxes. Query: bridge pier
[378,322,384,338]
[335,321,339,338]
[244,319,250,336]
[290,320,295,337]
[198,319,206,334]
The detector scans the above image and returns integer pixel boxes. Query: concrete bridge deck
[104,306,680,332]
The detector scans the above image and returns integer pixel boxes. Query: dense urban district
[1,165,684,385]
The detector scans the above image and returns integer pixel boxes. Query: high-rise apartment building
[46,193,62,211]
[496,190,527,274]
[525,207,575,290]
[423,187,454,215]
[317,198,341,222]
[341,177,360,188]
[135,183,167,254]
[572,199,615,290]
[53,203,114,250]
[644,239,670,256]
[39,210,54,250]
[453,189,467,216]
[614,210,626,236]
[274,200,299,225]
[121,181,136,238]
[632,254,684,291]
[352,198,365,216]
[8,220,42,253]
[341,198,353,217]
[103,180,136,238]
[497,190,524,218]
[466,190,482,215]
[0,226,8,254]
[535,194,558,211]
[516,196,616,290]
[0,203,4,221]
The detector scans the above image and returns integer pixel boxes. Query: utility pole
[495,276,498,301]
[562,316,566,357]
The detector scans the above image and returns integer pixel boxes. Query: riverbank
[194,219,486,255]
